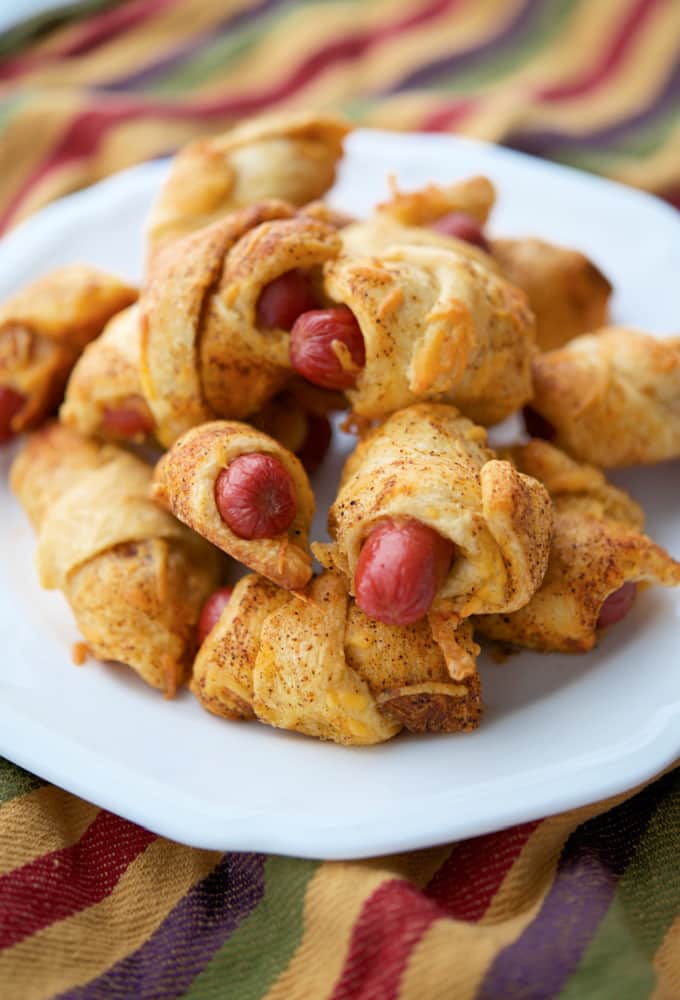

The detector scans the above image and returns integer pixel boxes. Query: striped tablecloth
[1,2,679,997]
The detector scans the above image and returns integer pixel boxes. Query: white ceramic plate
[1,130,679,860]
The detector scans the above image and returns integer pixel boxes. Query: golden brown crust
[140,202,340,447]
[315,403,552,617]
[151,420,315,590]
[0,266,137,432]
[60,304,154,443]
[530,328,680,467]
[377,175,496,226]
[192,571,482,744]
[323,245,535,425]
[474,440,680,652]
[491,237,611,352]
[11,423,221,692]
[191,574,287,720]
[146,111,350,266]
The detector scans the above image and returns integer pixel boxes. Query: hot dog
[101,395,155,439]
[289,306,366,389]
[597,582,637,629]
[214,453,298,539]
[430,211,490,251]
[354,518,455,626]
[256,270,319,330]
[197,586,234,645]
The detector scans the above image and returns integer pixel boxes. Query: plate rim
[1,128,679,859]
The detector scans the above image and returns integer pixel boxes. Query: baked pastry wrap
[146,111,349,265]
[60,304,154,443]
[474,440,680,651]
[322,244,535,425]
[528,328,680,467]
[192,572,481,745]
[140,201,341,446]
[491,237,611,351]
[315,403,553,618]
[0,266,137,435]
[152,420,315,590]
[11,423,221,693]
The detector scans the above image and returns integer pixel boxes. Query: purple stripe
[95,0,287,91]
[381,0,538,93]
[506,52,680,155]
[58,852,266,1000]
[477,772,673,1000]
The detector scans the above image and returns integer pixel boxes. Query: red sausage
[197,586,234,646]
[215,453,297,539]
[290,306,366,390]
[256,270,318,330]
[430,212,490,252]
[0,386,26,444]
[296,413,332,473]
[597,582,637,629]
[102,395,154,439]
[354,518,455,626]
[523,406,556,442]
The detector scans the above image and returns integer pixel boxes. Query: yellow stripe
[4,0,253,90]
[0,838,221,1000]
[262,845,451,1000]
[0,787,98,876]
[0,92,83,222]
[527,1,680,131]
[193,0,513,103]
[651,915,680,1000]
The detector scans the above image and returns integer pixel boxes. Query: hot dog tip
[215,453,298,539]
[289,306,366,389]
[354,518,455,626]
[255,269,319,330]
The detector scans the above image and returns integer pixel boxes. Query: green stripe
[557,771,680,1000]
[147,0,366,98]
[541,104,680,177]
[0,757,44,805]
[0,0,115,58]
[430,0,575,95]
[183,855,320,998]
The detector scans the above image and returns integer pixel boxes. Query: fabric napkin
[1,2,679,997]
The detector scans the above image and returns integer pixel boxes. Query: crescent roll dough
[146,111,350,265]
[192,572,481,745]
[377,174,496,226]
[315,403,553,618]
[529,328,680,467]
[0,266,137,433]
[474,440,680,652]
[323,244,535,425]
[141,201,341,447]
[60,304,155,443]
[491,238,612,351]
[11,423,221,694]
[152,420,315,590]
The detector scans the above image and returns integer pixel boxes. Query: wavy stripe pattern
[1,2,680,997]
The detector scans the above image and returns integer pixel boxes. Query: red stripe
[329,879,443,1000]
[0,811,155,949]
[328,820,539,999]
[0,0,178,82]
[424,820,540,921]
[0,0,462,232]
[537,0,660,101]
[419,97,477,131]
